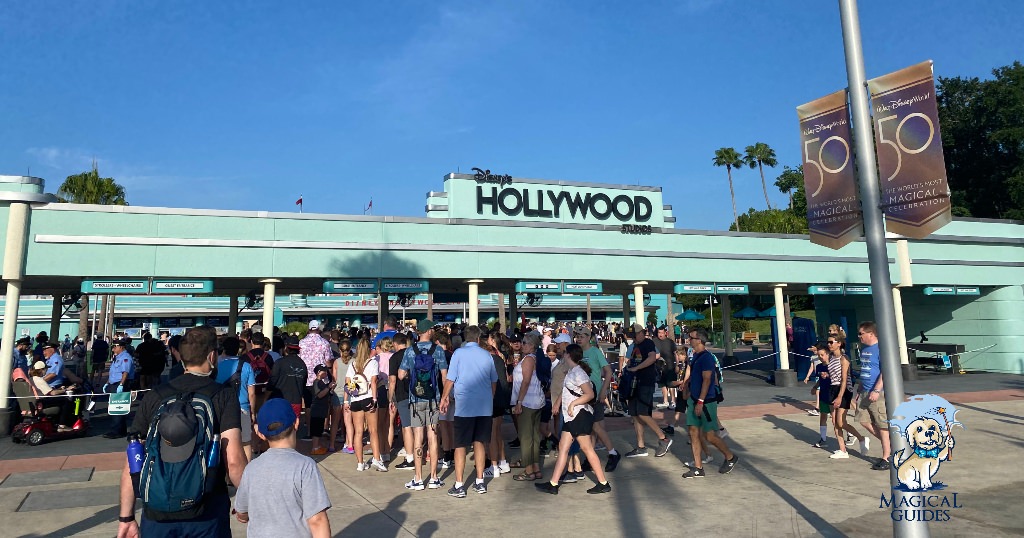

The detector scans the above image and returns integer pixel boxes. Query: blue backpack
[411,343,439,401]
[139,389,219,520]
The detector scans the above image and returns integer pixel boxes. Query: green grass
[743,310,816,337]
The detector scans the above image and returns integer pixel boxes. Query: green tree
[56,165,128,205]
[744,142,778,210]
[937,61,1024,220]
[732,207,809,234]
[774,165,802,211]
[713,147,744,232]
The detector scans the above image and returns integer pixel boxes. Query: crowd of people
[5,313,897,537]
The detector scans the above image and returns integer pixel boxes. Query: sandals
[513,472,542,481]
[510,460,524,469]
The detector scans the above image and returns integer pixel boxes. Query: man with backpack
[242,332,274,410]
[681,328,738,479]
[398,320,449,490]
[214,336,257,462]
[117,325,246,538]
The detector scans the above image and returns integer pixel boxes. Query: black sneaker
[624,447,649,458]
[871,458,891,471]
[559,472,578,484]
[394,459,415,470]
[682,467,706,478]
[587,482,612,494]
[580,459,592,473]
[535,481,559,495]
[447,485,467,498]
[655,437,673,457]
[605,452,621,472]
[661,425,675,436]
[509,438,521,448]
[719,455,739,474]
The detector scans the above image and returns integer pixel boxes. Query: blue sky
[2,1,1020,230]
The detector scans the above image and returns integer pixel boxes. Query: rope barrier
[722,352,778,369]
[8,388,153,400]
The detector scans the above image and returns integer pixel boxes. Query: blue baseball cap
[257,398,298,437]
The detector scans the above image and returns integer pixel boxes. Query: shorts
[541,400,552,423]
[563,409,595,438]
[659,368,677,387]
[592,401,606,422]
[396,399,412,429]
[818,400,832,414]
[349,398,375,413]
[856,393,888,429]
[627,385,655,417]
[492,401,509,418]
[330,392,341,408]
[410,400,440,428]
[302,386,314,408]
[240,410,253,443]
[453,415,492,448]
[376,384,388,407]
[685,399,720,432]
[309,415,326,438]
[830,385,854,410]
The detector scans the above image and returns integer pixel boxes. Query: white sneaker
[371,458,389,472]
[483,466,501,478]
[807,409,820,416]
[397,448,408,457]
[860,437,871,454]
[356,462,367,472]
[718,428,729,439]
[830,450,850,459]
[427,477,444,489]
[684,456,714,467]
[498,461,511,473]
[405,479,425,490]
[440,459,451,469]
[846,436,856,447]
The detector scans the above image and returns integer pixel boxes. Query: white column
[427,293,434,324]
[260,280,280,334]
[893,287,910,365]
[774,284,790,370]
[633,281,647,328]
[666,295,674,332]
[467,280,483,325]
[497,293,505,332]
[227,296,239,336]
[0,202,31,423]
[586,294,592,326]
[721,294,734,358]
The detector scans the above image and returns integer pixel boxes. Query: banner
[796,89,863,249]
[868,60,952,238]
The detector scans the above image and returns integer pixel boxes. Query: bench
[740,331,759,345]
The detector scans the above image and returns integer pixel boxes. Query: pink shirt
[299,332,332,386]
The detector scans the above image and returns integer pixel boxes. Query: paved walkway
[2,366,1022,537]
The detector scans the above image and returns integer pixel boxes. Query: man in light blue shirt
[102,339,138,439]
[41,342,65,388]
[215,336,256,461]
[439,325,497,497]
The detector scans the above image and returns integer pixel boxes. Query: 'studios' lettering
[477,186,653,223]
[621,224,653,235]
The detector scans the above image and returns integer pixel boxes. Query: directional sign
[81,280,149,294]
[323,280,379,294]
[151,280,214,294]
[563,282,603,294]
[108,391,134,415]
[844,285,872,295]
[714,284,749,295]
[923,286,956,296]
[516,282,562,293]
[808,285,845,295]
[381,280,429,294]
[955,287,980,296]
[673,283,715,294]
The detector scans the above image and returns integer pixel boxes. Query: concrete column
[427,293,434,324]
[509,289,518,335]
[496,293,505,332]
[621,294,631,327]
[586,294,592,326]
[106,296,117,338]
[467,280,483,325]
[378,293,390,326]
[50,294,62,343]
[721,294,735,364]
[227,296,239,336]
[773,284,796,386]
[0,202,31,436]
[260,280,280,334]
[666,296,674,332]
[632,282,647,328]
[893,287,917,381]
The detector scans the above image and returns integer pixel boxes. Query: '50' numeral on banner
[876,113,935,181]
[804,136,850,198]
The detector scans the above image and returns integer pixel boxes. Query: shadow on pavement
[19,505,118,537]
[337,492,416,537]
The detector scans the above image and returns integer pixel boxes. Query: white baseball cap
[308,320,320,330]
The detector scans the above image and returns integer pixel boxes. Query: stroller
[605,363,627,417]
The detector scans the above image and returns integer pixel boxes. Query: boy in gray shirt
[234,398,332,537]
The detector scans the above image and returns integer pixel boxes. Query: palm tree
[56,164,128,205]
[713,147,744,232]
[744,142,778,210]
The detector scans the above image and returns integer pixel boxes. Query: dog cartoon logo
[888,395,963,491]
